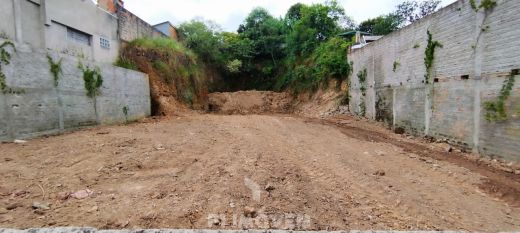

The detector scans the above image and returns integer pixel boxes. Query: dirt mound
[208,91,293,114]
[292,87,349,118]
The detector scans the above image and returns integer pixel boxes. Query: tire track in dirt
[260,118,440,230]
[310,116,520,208]
[276,116,519,230]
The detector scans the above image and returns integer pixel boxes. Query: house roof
[153,21,176,29]
[338,31,371,38]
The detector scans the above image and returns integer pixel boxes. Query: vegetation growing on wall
[424,30,442,84]
[0,40,23,94]
[0,31,9,40]
[357,68,367,116]
[122,106,129,123]
[484,70,517,122]
[78,62,103,98]
[0,41,15,92]
[47,55,63,87]
[375,93,392,125]
[393,60,400,72]
[470,0,497,12]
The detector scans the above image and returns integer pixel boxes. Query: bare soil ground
[1,112,519,232]
[208,91,293,114]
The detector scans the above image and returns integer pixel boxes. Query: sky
[122,0,458,32]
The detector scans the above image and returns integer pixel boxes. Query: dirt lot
[0,111,519,232]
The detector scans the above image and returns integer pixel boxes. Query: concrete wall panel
[348,0,520,161]
[0,41,151,141]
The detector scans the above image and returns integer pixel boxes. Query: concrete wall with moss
[0,40,151,141]
[349,0,520,161]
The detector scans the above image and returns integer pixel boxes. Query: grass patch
[114,56,138,71]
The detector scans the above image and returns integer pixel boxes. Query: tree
[177,19,224,65]
[238,7,285,62]
[285,3,306,28]
[221,32,254,73]
[395,0,441,26]
[286,0,347,57]
[237,7,286,88]
[175,1,356,92]
[358,14,401,35]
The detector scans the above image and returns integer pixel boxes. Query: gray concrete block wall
[117,8,166,43]
[0,41,151,142]
[393,86,426,135]
[430,80,474,145]
[478,73,520,160]
[349,0,520,161]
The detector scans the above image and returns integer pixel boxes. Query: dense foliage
[176,0,354,93]
[173,0,443,93]
[357,14,401,35]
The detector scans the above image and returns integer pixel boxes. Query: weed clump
[47,55,63,87]
[78,62,103,98]
[0,41,15,93]
[357,68,367,117]
[484,70,517,122]
[424,30,442,84]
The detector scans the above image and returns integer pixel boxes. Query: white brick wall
[349,0,520,161]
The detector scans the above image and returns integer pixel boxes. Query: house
[153,21,179,41]
[97,0,178,43]
[1,0,121,63]
[339,31,383,52]
[0,0,177,63]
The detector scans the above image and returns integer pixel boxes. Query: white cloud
[122,0,458,32]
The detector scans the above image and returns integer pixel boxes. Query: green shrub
[0,41,15,93]
[471,0,497,11]
[47,55,63,87]
[226,59,242,73]
[78,62,103,98]
[114,57,138,71]
[424,30,442,84]
[484,71,516,122]
[282,37,351,93]
[313,37,351,87]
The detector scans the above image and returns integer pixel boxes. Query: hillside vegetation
[177,1,353,93]
[116,38,211,115]
[115,0,442,113]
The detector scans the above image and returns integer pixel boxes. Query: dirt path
[0,114,519,232]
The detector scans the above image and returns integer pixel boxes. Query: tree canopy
[358,0,441,35]
[176,0,443,92]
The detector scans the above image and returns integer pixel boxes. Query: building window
[67,27,91,46]
[100,37,110,49]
